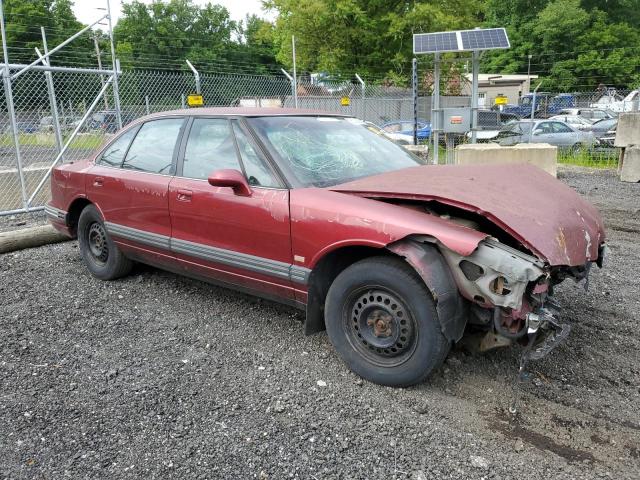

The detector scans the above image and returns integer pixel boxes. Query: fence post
[281,68,295,107]
[145,95,150,115]
[355,73,365,121]
[433,53,441,165]
[291,35,298,108]
[0,0,28,210]
[106,0,122,129]
[186,60,201,94]
[39,29,64,159]
[412,59,418,146]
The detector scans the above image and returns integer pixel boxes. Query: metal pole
[355,73,365,121]
[28,77,114,205]
[470,50,479,144]
[0,63,115,75]
[292,35,298,108]
[181,94,186,109]
[36,37,64,159]
[529,81,543,142]
[185,60,201,94]
[10,15,108,81]
[145,95,150,115]
[412,58,418,146]
[94,34,109,109]
[433,53,440,165]
[0,0,28,209]
[106,0,122,129]
[280,68,295,107]
[527,54,532,93]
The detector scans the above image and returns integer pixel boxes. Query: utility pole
[94,34,109,109]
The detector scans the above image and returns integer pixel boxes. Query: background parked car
[548,114,595,130]
[558,108,616,122]
[362,121,414,145]
[4,121,38,134]
[91,110,136,133]
[588,118,618,138]
[381,120,431,141]
[468,110,520,142]
[590,89,640,112]
[497,119,595,152]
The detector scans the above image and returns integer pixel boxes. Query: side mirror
[533,130,543,136]
[207,169,252,196]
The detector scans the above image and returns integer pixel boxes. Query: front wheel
[78,204,133,280]
[324,257,450,387]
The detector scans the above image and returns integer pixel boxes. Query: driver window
[231,121,279,188]
[534,122,552,134]
[182,118,241,180]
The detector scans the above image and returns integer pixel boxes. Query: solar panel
[413,32,459,54]
[413,28,510,54]
[460,28,509,50]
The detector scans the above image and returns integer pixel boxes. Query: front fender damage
[387,239,467,342]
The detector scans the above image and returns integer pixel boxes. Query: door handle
[93,176,104,187]
[176,189,192,202]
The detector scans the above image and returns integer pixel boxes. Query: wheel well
[66,198,92,237]
[304,245,393,335]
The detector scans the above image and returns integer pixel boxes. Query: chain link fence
[0,66,633,215]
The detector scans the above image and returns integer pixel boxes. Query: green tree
[266,0,482,79]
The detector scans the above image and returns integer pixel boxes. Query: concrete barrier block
[615,113,640,148]
[455,142,557,177]
[620,145,640,183]
[403,144,429,164]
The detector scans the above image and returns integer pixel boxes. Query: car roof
[141,107,350,119]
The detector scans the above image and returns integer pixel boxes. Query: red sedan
[47,108,606,386]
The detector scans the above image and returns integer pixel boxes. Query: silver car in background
[497,119,596,152]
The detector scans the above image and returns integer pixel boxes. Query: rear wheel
[78,204,133,280]
[325,256,450,387]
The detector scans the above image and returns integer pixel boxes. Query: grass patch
[0,133,106,150]
[558,148,618,169]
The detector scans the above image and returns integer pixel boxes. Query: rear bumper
[45,204,73,237]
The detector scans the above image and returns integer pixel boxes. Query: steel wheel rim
[343,286,418,367]
[87,222,109,265]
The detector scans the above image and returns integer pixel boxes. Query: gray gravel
[0,211,48,233]
[1,167,639,479]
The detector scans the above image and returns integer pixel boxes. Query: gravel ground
[0,211,47,233]
[1,167,639,479]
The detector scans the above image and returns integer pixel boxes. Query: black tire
[77,204,133,280]
[324,256,450,387]
[569,143,582,156]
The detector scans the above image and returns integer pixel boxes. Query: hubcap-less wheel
[345,288,417,367]
[87,222,109,264]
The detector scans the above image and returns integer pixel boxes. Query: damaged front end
[389,234,605,363]
[437,237,606,363]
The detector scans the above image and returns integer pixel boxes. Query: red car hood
[331,164,605,266]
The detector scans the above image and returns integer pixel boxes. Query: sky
[72,0,275,27]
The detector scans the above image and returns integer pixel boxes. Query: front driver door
[168,117,296,301]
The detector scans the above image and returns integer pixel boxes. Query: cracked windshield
[249,116,420,187]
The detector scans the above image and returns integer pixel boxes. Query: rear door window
[122,118,184,174]
[99,128,137,167]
